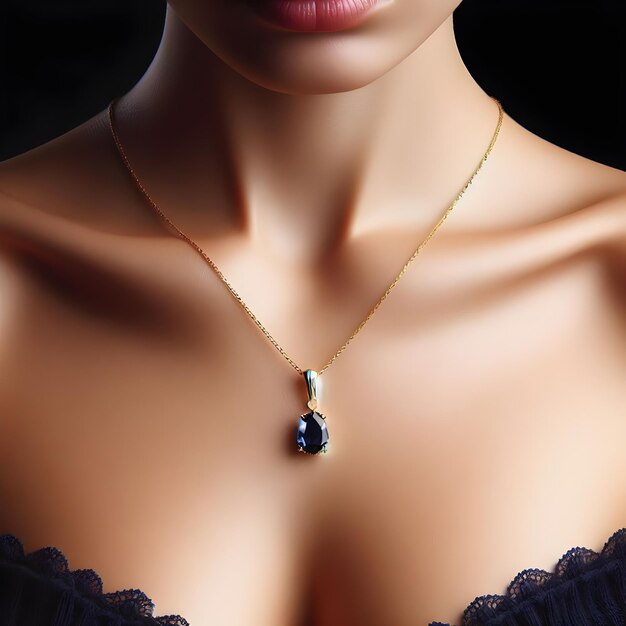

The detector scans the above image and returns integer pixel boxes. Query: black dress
[2,528,626,625]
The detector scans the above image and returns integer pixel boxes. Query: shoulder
[515,116,626,310]
[525,117,626,295]
[470,111,626,254]
[0,109,141,328]
[0,106,150,241]
[437,111,626,317]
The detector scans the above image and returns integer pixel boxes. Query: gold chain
[107,96,503,376]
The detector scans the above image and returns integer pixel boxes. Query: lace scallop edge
[457,526,626,626]
[6,528,626,626]
[0,533,190,626]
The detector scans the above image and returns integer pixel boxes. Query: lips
[245,0,383,32]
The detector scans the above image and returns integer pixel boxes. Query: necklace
[107,96,504,456]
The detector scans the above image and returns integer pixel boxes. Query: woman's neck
[117,7,498,262]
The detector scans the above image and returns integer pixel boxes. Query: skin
[1,1,626,625]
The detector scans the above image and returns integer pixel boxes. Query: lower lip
[247,0,382,32]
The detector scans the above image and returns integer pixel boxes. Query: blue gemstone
[296,411,329,455]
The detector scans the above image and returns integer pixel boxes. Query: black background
[1,0,625,170]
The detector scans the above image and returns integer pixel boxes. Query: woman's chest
[1,239,625,626]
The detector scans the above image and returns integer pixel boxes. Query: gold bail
[303,369,319,411]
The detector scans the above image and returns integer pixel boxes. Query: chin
[166,0,459,96]
[217,37,403,95]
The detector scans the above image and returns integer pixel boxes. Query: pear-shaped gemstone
[296,411,329,454]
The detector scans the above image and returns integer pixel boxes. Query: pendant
[296,369,329,455]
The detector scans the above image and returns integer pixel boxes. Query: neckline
[0,533,189,625]
[3,527,626,626]
[430,526,626,625]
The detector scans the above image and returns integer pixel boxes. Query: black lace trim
[431,526,626,626]
[6,528,626,626]
[0,533,190,626]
